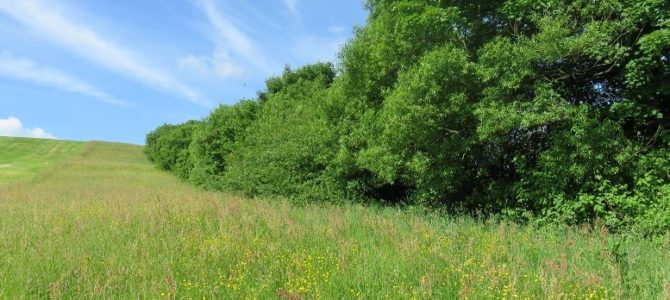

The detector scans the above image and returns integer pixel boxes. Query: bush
[145,0,670,235]
[222,63,343,202]
[144,120,201,179]
[188,100,259,189]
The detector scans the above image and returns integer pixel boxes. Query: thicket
[146,0,669,234]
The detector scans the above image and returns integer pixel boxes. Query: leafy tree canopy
[146,0,669,234]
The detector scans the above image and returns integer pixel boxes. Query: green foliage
[512,109,637,225]
[146,0,670,235]
[145,63,342,202]
[222,63,342,202]
[144,120,201,179]
[188,100,259,189]
[359,45,477,204]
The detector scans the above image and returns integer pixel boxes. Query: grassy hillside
[0,136,85,186]
[0,138,669,298]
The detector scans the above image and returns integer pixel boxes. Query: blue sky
[0,0,368,144]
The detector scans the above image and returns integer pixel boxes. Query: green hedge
[146,0,670,235]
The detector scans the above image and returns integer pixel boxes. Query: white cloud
[282,0,299,15]
[178,47,242,78]
[0,52,130,107]
[0,117,55,139]
[194,0,276,75]
[327,25,346,35]
[0,0,209,107]
[293,35,346,63]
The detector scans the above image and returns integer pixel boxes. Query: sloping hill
[0,136,85,186]
[0,138,668,298]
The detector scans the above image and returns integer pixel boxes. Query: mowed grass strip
[0,136,85,186]
[0,139,669,299]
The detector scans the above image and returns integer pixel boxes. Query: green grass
[0,136,85,186]
[0,138,669,299]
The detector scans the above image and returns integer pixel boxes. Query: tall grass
[0,140,668,298]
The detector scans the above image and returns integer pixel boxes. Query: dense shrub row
[146,0,670,234]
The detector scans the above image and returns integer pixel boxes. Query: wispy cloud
[327,25,346,35]
[282,0,299,15]
[292,35,346,63]
[0,0,209,107]
[0,116,55,139]
[179,47,242,79]
[0,52,130,107]
[193,0,276,76]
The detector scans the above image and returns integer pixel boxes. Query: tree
[188,100,260,189]
[144,120,201,179]
[145,0,670,234]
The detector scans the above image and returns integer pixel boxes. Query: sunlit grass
[0,139,668,298]
[0,136,85,186]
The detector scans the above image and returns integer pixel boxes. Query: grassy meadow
[0,136,84,187]
[0,138,669,299]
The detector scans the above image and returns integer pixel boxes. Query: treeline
[146,0,669,234]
